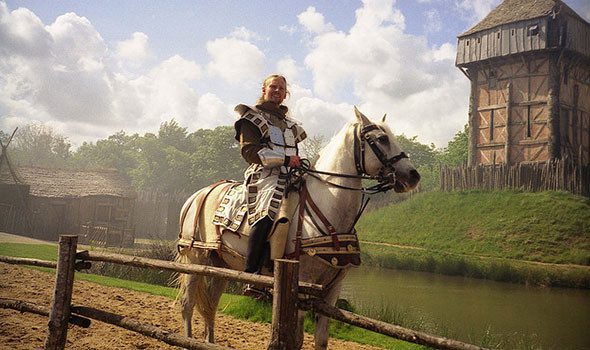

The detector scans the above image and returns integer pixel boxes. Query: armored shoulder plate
[234,104,270,139]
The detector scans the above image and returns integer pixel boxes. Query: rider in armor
[234,74,307,293]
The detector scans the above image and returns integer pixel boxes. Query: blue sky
[1,0,589,148]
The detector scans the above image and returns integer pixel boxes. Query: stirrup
[243,284,272,301]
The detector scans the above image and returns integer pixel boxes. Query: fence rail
[440,160,590,196]
[0,234,488,350]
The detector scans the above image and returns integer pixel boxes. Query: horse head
[353,107,420,193]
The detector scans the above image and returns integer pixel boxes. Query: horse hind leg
[176,249,226,343]
[176,249,202,338]
[200,275,227,342]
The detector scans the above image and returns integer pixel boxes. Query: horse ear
[381,114,387,122]
[354,106,371,125]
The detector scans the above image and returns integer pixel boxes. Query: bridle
[292,121,409,194]
[353,122,408,185]
[288,121,411,254]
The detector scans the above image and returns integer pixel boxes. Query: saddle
[178,181,361,268]
[212,182,300,260]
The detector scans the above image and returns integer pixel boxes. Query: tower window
[527,24,539,36]
[488,70,497,88]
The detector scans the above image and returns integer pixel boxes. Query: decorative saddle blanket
[178,181,361,269]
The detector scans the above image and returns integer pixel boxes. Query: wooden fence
[0,235,488,350]
[133,190,190,239]
[440,160,590,197]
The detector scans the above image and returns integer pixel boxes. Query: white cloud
[298,0,469,146]
[279,24,297,35]
[455,0,500,22]
[46,12,107,72]
[230,26,262,41]
[424,9,442,33]
[116,32,151,62]
[196,93,234,129]
[206,36,265,85]
[276,57,301,82]
[0,3,234,146]
[428,42,456,62]
[297,6,335,34]
[291,97,352,138]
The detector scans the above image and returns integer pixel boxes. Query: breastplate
[268,125,297,156]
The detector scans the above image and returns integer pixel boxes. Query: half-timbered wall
[559,58,590,164]
[473,55,552,165]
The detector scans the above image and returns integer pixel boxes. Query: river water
[340,266,590,350]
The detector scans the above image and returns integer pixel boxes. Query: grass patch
[358,190,590,265]
[356,190,590,287]
[0,243,58,261]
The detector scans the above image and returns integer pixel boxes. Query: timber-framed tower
[456,0,590,167]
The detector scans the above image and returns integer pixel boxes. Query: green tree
[71,131,140,175]
[189,126,246,189]
[130,133,193,192]
[8,124,72,168]
[438,124,468,166]
[394,134,438,167]
[158,119,192,152]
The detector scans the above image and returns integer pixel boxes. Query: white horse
[175,107,420,349]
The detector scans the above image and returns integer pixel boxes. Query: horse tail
[174,247,226,330]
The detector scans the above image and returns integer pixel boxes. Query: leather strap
[181,180,232,247]
[302,186,340,251]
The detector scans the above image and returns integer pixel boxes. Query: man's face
[262,77,287,105]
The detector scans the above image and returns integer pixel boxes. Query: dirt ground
[0,237,382,349]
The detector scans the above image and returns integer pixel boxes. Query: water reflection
[341,266,590,349]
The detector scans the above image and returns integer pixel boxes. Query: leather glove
[287,155,301,168]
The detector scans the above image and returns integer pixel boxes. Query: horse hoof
[243,285,272,302]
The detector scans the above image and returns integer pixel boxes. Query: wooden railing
[0,235,488,350]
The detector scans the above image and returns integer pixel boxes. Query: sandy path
[0,254,383,349]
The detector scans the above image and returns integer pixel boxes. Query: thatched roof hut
[0,166,136,244]
[10,167,136,198]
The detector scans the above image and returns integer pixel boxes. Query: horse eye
[377,135,389,144]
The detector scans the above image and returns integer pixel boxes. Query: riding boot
[244,216,273,273]
[244,216,273,300]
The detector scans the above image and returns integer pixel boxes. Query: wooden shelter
[0,129,31,233]
[456,0,590,166]
[0,166,136,245]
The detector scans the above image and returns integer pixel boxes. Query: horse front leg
[314,279,343,350]
[294,310,306,349]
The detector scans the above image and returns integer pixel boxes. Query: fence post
[45,235,78,350]
[268,259,299,350]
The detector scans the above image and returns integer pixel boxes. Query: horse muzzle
[393,169,421,193]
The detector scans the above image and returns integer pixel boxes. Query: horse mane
[315,122,355,170]
[314,119,394,171]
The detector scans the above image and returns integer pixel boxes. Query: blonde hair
[256,74,289,105]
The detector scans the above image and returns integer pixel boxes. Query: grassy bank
[356,190,590,287]
[0,242,425,350]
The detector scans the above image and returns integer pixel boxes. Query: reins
[287,120,409,195]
